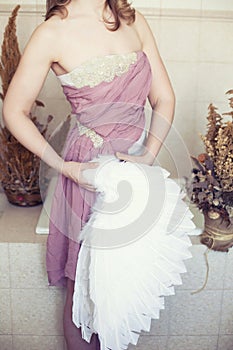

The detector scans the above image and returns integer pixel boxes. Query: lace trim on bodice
[57,52,138,89]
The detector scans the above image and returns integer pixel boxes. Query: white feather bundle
[72,155,197,350]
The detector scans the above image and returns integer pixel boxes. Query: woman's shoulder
[21,15,64,63]
[131,9,157,49]
[30,15,64,44]
[133,9,153,36]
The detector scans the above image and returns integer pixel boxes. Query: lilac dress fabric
[46,51,152,287]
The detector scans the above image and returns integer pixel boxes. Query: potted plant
[186,90,233,252]
[0,5,70,207]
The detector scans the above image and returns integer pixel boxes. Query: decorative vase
[3,185,42,207]
[200,210,233,252]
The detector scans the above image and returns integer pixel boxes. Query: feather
[72,156,197,350]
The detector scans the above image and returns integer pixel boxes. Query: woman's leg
[63,278,100,350]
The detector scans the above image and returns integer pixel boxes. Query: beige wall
[0,0,233,10]
[0,3,233,177]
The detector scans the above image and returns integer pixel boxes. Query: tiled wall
[1,242,233,350]
[1,0,232,11]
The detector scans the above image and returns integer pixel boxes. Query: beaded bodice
[56,51,152,116]
[56,50,153,159]
[57,51,138,89]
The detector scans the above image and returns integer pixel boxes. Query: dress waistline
[76,119,146,154]
[77,120,104,149]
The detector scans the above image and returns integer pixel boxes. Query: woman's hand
[62,161,100,192]
[115,150,155,166]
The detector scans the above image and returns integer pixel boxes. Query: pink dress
[46,50,197,349]
[46,51,152,286]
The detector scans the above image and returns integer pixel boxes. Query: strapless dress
[46,51,197,350]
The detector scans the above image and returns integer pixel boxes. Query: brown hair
[45,0,135,31]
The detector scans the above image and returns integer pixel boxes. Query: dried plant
[0,5,70,206]
[0,5,21,99]
[186,89,233,224]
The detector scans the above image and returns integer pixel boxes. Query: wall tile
[12,335,64,350]
[168,290,222,335]
[167,335,218,350]
[9,244,48,288]
[0,335,13,350]
[220,291,233,334]
[199,21,233,63]
[3,1,37,8]
[202,0,233,11]
[218,335,233,350]
[128,335,167,350]
[165,61,198,102]
[156,144,181,179]
[36,1,45,8]
[0,244,10,288]
[0,289,12,335]
[38,71,66,101]
[35,11,44,26]
[147,16,161,40]
[169,100,196,156]
[34,97,71,132]
[197,63,233,103]
[224,248,233,289]
[1,0,233,11]
[194,101,229,134]
[176,245,227,291]
[16,14,37,51]
[11,288,65,335]
[161,0,202,10]
[160,19,200,62]
[156,109,196,178]
[132,0,161,8]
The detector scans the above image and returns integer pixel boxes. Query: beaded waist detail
[77,120,104,148]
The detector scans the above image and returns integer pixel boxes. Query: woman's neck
[69,0,106,15]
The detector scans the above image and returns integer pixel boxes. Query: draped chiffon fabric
[46,51,152,286]
[46,50,197,349]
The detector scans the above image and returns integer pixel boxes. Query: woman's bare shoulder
[30,15,63,42]
[22,15,65,62]
[133,10,154,39]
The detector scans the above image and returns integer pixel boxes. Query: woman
[2,1,196,349]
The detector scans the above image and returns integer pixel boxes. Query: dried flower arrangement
[186,90,233,252]
[0,5,70,206]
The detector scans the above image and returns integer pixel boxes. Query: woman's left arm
[116,11,175,165]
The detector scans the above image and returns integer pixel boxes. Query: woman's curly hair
[45,0,135,31]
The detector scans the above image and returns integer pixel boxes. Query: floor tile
[168,290,222,335]
[11,288,65,335]
[167,335,217,350]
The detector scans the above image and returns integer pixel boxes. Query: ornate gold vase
[200,210,233,252]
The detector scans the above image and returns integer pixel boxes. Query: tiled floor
[0,242,232,349]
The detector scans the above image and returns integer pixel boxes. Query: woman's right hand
[62,161,100,192]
